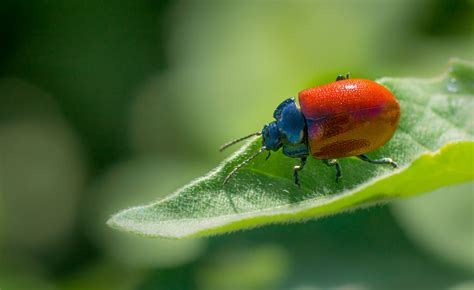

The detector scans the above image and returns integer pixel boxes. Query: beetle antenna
[223,146,267,185]
[219,132,262,152]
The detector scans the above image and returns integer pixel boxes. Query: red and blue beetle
[221,74,401,186]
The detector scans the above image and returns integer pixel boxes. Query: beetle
[220,74,400,186]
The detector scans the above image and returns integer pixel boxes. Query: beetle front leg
[357,154,398,168]
[293,157,307,187]
[323,159,342,182]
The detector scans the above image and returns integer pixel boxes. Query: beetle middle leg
[293,157,307,187]
[357,154,398,168]
[323,159,342,182]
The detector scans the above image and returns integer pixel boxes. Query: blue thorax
[261,97,308,158]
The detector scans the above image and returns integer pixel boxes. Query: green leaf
[108,59,474,239]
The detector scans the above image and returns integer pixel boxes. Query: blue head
[261,121,282,151]
[220,97,308,184]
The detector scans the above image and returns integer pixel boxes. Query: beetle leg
[323,159,342,182]
[357,154,398,168]
[293,157,307,187]
[336,74,345,81]
[265,151,271,160]
[336,73,351,81]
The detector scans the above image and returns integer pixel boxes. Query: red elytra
[298,79,400,159]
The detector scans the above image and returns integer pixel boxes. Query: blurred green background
[0,0,473,289]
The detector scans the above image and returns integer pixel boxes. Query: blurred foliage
[196,244,290,290]
[0,0,473,289]
[392,181,474,273]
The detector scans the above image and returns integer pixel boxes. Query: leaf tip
[106,212,122,230]
[106,208,135,233]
